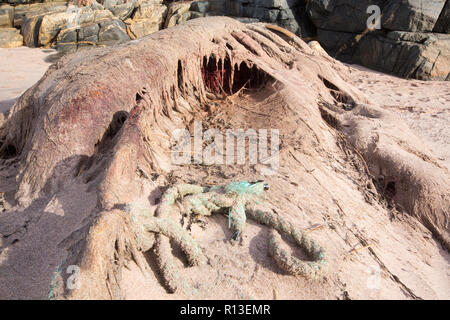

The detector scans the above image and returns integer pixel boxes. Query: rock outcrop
[318,29,450,80]
[434,0,450,33]
[307,0,450,80]
[0,0,211,50]
[224,0,315,37]
[125,1,167,39]
[13,1,68,28]
[0,4,22,47]
[0,27,23,47]
[0,5,14,28]
[0,1,69,48]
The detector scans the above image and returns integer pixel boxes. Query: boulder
[308,0,447,33]
[101,0,122,10]
[307,0,386,33]
[108,1,136,20]
[0,5,14,28]
[0,27,23,48]
[38,11,72,46]
[55,26,78,53]
[132,1,166,21]
[126,17,161,39]
[38,7,114,47]
[227,0,314,37]
[13,2,68,28]
[72,0,94,6]
[56,21,100,53]
[99,0,131,9]
[382,0,446,32]
[21,12,45,47]
[21,4,99,48]
[208,0,226,14]
[387,31,450,80]
[55,15,130,52]
[78,21,100,44]
[3,0,47,4]
[98,18,130,46]
[434,0,450,33]
[78,7,114,25]
[3,0,38,4]
[90,0,105,11]
[125,2,167,39]
[307,0,450,79]
[164,1,193,28]
[190,1,209,14]
[318,29,450,80]
[166,10,205,28]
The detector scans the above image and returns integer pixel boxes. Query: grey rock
[208,0,227,14]
[132,2,167,21]
[102,0,120,10]
[127,2,167,39]
[78,22,100,43]
[98,19,130,46]
[3,0,39,4]
[226,0,313,37]
[164,1,194,28]
[90,0,104,11]
[0,5,14,28]
[54,24,78,54]
[307,0,450,80]
[108,2,136,20]
[0,27,23,48]
[13,2,67,28]
[57,27,77,44]
[307,0,386,33]
[190,1,210,14]
[21,12,44,47]
[382,0,446,32]
[56,22,101,53]
[434,0,450,33]
[318,28,450,80]
[308,0,448,33]
[78,22,100,50]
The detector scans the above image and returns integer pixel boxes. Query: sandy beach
[0,47,56,114]
[343,65,450,169]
